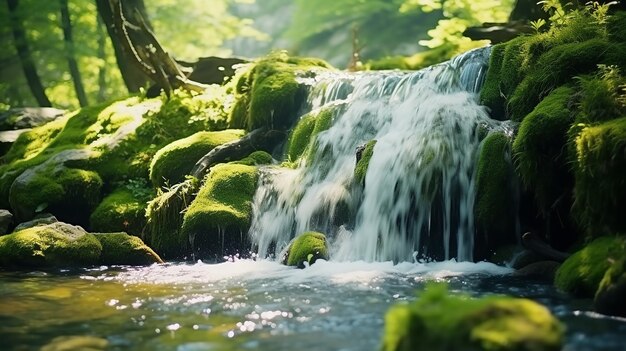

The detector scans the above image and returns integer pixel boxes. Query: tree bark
[60,0,88,107]
[95,0,151,92]
[96,14,107,102]
[7,0,52,107]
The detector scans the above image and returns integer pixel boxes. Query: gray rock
[13,213,58,232]
[0,128,31,156]
[0,107,65,131]
[0,209,13,235]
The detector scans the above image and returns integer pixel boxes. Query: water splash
[250,47,513,263]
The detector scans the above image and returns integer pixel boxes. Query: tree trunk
[7,0,52,107]
[95,0,152,92]
[96,14,107,102]
[60,0,88,107]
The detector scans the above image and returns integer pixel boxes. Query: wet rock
[514,261,561,282]
[0,128,30,156]
[0,209,13,235]
[595,257,626,317]
[281,231,329,268]
[0,107,65,131]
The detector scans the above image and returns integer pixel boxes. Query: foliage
[381,283,564,351]
[285,0,442,67]
[401,0,514,59]
[147,0,266,61]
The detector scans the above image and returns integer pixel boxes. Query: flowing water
[2,261,626,351]
[251,47,513,262]
[2,49,625,350]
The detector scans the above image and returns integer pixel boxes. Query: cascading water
[250,47,514,263]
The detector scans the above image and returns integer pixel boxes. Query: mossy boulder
[282,231,329,268]
[595,254,626,317]
[381,284,563,351]
[475,132,517,253]
[555,236,626,297]
[512,86,574,213]
[9,163,103,226]
[90,187,151,236]
[354,140,376,185]
[149,129,245,188]
[181,163,258,257]
[228,51,332,131]
[94,233,163,265]
[0,222,102,268]
[572,117,626,235]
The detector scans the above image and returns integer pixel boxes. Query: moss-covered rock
[354,140,376,185]
[512,86,574,213]
[90,186,151,236]
[232,150,273,166]
[145,178,199,259]
[283,231,329,268]
[475,132,517,252]
[0,222,102,268]
[595,254,626,317]
[572,117,626,235]
[149,129,244,188]
[381,284,563,351]
[94,232,163,265]
[555,236,626,297]
[9,164,103,226]
[181,163,258,257]
[228,51,332,131]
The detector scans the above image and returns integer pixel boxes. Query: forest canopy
[1,0,516,110]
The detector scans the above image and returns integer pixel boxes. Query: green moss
[354,140,376,185]
[284,231,329,268]
[149,129,244,188]
[595,253,626,317]
[9,166,102,225]
[381,284,564,351]
[512,86,574,213]
[508,39,622,121]
[303,108,335,164]
[227,51,333,132]
[90,187,150,236]
[94,233,163,265]
[287,113,316,161]
[608,10,626,43]
[145,178,199,259]
[2,117,66,163]
[573,117,626,235]
[233,151,273,166]
[479,44,507,120]
[475,133,516,247]
[0,222,102,268]
[181,164,258,256]
[555,236,626,297]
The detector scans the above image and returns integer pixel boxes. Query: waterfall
[249,47,513,263]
